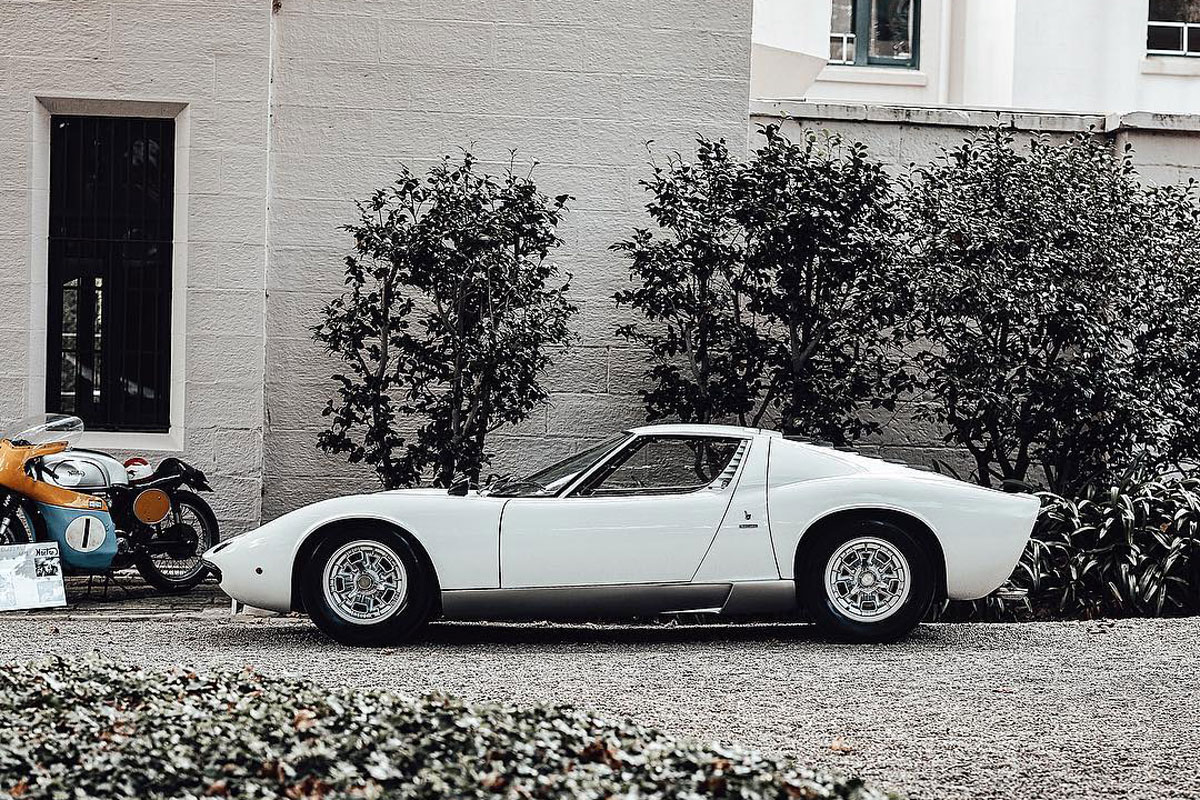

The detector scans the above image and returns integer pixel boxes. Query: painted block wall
[0,1,271,535]
[261,0,755,517]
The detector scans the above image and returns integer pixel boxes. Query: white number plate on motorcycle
[0,541,66,611]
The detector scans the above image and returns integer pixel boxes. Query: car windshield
[487,434,631,497]
[0,414,84,448]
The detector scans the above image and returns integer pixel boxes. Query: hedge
[940,464,1200,622]
[0,657,897,800]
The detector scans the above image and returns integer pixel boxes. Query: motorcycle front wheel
[135,490,220,594]
[0,494,38,546]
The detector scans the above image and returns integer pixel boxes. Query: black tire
[797,518,936,643]
[0,495,39,546]
[299,525,435,647]
[135,490,220,594]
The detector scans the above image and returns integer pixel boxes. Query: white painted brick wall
[262,0,755,516]
[0,0,271,535]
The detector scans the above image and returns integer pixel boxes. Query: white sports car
[203,424,1040,645]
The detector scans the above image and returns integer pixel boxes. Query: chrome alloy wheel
[824,536,911,622]
[322,540,408,623]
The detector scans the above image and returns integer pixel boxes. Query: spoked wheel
[798,518,935,643]
[0,496,37,546]
[135,490,220,594]
[301,525,435,647]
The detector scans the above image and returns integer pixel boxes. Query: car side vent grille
[711,439,750,489]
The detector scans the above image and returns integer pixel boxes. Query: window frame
[830,0,922,70]
[568,434,750,499]
[29,97,190,452]
[1147,19,1200,58]
[45,114,176,434]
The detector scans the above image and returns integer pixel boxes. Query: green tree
[313,153,576,489]
[736,125,911,442]
[613,138,765,425]
[903,128,1200,493]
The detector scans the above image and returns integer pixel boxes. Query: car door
[499,434,749,587]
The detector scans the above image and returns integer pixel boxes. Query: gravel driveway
[0,612,1196,800]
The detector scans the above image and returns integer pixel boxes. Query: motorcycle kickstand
[82,571,135,601]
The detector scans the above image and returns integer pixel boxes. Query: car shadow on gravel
[203,617,952,650]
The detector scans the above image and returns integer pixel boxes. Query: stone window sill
[1141,56,1200,77]
[816,66,928,87]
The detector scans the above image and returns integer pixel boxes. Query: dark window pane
[586,437,745,497]
[1148,22,1185,51]
[47,115,174,433]
[870,0,914,60]
[831,0,854,34]
[1189,25,1200,52]
[1150,0,1200,22]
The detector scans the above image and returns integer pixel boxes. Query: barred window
[47,115,174,432]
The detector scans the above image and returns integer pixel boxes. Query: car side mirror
[447,476,470,497]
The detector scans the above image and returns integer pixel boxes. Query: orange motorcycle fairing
[0,439,109,512]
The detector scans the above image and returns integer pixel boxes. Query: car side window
[576,436,748,497]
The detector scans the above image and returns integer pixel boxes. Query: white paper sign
[0,541,67,611]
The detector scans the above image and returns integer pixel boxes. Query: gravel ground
[0,612,1196,800]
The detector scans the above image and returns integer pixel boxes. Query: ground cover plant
[0,656,896,800]
[941,462,1200,621]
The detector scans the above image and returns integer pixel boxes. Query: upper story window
[47,115,175,433]
[1148,0,1200,56]
[830,0,920,68]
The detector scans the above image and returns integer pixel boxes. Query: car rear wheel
[300,526,434,646]
[797,518,935,643]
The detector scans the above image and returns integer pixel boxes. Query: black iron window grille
[47,115,175,433]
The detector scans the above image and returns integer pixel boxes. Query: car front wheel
[300,526,434,646]
[798,519,935,643]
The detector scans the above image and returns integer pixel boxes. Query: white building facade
[1,0,767,530]
[5,1,1200,532]
[771,0,1200,114]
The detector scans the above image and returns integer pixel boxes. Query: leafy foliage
[941,463,1200,621]
[737,126,911,442]
[314,153,576,489]
[616,128,911,442]
[902,129,1200,494]
[0,656,898,800]
[613,138,764,425]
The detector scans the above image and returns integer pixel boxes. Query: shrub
[613,138,766,426]
[313,152,576,489]
[617,127,911,443]
[0,657,897,800]
[902,128,1200,495]
[941,463,1200,621]
[737,126,911,442]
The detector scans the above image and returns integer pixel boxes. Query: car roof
[627,423,781,439]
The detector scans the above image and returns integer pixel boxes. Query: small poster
[0,541,67,611]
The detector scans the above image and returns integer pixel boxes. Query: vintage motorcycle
[0,414,219,593]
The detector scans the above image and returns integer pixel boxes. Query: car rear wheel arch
[289,518,441,615]
[795,508,947,602]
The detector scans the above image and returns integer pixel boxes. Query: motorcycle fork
[0,492,22,542]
